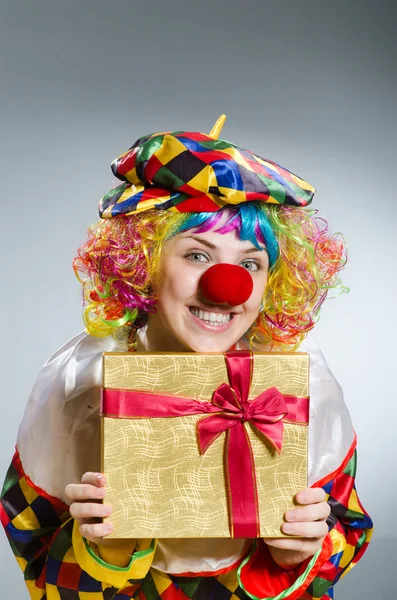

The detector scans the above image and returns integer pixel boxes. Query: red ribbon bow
[198,383,288,455]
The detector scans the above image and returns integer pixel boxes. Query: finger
[295,488,326,505]
[264,537,322,553]
[79,521,113,542]
[281,520,329,538]
[69,502,112,521]
[81,472,107,487]
[285,502,331,523]
[65,483,106,503]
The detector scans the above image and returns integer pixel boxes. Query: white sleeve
[17,331,123,501]
[299,336,355,485]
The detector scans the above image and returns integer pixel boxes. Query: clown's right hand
[65,471,138,558]
[65,472,115,544]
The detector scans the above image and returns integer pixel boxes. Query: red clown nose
[200,264,254,306]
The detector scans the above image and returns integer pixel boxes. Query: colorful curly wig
[73,201,347,351]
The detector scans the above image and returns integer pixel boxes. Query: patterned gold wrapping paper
[101,352,309,538]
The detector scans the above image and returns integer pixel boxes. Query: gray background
[1,0,396,597]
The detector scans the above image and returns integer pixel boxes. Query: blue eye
[186,252,209,263]
[240,260,259,272]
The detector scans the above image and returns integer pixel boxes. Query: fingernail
[104,523,113,533]
[285,511,294,522]
[103,505,112,516]
[296,492,307,503]
[282,523,294,534]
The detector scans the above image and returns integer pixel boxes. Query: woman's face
[146,225,269,352]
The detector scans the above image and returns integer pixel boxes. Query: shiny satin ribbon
[101,351,309,538]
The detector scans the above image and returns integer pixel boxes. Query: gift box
[101,351,309,539]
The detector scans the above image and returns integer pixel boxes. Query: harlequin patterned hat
[99,115,316,218]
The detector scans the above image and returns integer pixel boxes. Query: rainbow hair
[73,202,347,350]
[174,203,279,268]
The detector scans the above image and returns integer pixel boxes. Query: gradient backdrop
[1,0,396,597]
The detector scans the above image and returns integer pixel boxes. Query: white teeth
[190,307,232,326]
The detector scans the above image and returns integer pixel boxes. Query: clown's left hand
[263,488,331,569]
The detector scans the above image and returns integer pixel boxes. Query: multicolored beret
[99,115,316,218]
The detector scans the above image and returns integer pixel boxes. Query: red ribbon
[101,351,309,538]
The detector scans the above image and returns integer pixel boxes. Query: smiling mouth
[189,307,234,326]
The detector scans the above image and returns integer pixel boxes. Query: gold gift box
[101,352,309,539]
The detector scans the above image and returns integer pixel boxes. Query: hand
[263,488,330,569]
[65,471,114,544]
[65,472,136,559]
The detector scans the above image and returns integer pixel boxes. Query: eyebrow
[181,235,265,254]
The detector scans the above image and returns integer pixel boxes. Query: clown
[1,116,372,600]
